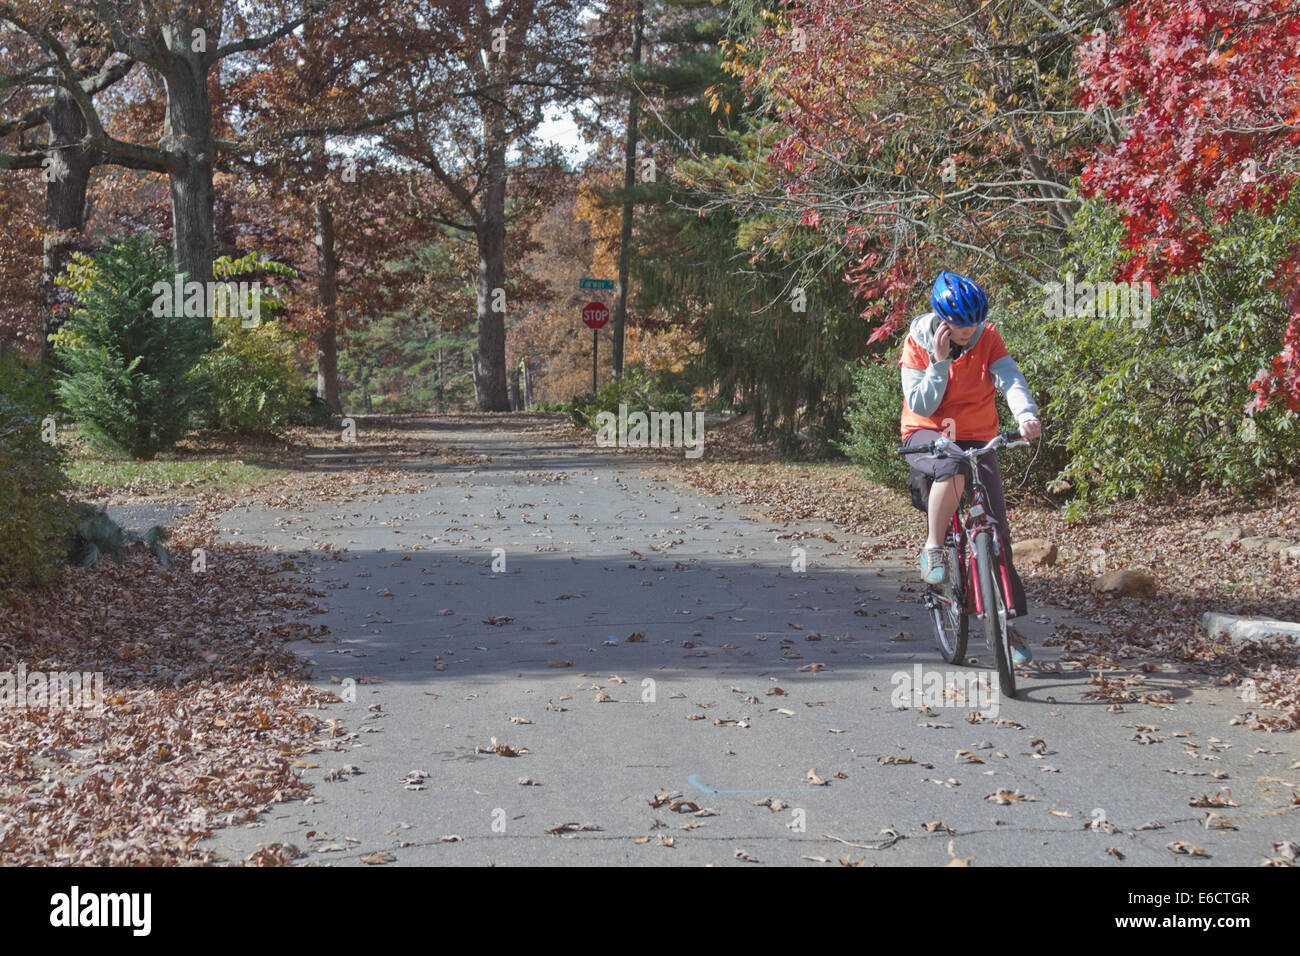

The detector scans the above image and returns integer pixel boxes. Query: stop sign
[582,301,610,329]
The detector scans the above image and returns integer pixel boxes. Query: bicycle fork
[969,529,1016,622]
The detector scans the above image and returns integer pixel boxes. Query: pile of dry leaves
[0,540,333,864]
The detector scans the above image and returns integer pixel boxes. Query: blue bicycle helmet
[930,271,987,327]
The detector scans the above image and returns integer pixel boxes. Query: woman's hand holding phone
[932,320,951,361]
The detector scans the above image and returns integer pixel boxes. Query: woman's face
[944,321,979,346]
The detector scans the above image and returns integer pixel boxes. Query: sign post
[582,300,610,393]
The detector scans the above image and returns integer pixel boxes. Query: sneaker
[1008,627,1033,665]
[920,547,947,585]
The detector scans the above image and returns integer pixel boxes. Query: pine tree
[52,236,211,459]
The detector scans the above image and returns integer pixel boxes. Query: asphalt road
[199,417,1299,866]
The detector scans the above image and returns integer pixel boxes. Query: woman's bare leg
[926,472,964,549]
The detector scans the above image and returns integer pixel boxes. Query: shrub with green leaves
[837,359,911,493]
[52,236,211,460]
[0,353,74,600]
[572,365,692,429]
[196,254,303,435]
[1035,193,1300,503]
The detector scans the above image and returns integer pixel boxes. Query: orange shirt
[899,322,1010,440]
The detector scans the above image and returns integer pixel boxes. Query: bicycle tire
[927,550,967,664]
[975,531,1016,699]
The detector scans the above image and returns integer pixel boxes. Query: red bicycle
[898,429,1029,699]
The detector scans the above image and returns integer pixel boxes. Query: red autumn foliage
[1077,0,1300,411]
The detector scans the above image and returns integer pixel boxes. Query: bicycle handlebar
[897,428,1029,458]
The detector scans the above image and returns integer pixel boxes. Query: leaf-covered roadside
[0,538,332,865]
[0,415,513,866]
[617,418,1300,731]
[65,419,479,502]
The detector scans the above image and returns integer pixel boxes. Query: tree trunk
[473,136,510,411]
[40,88,94,368]
[314,197,341,411]
[611,0,643,381]
[160,46,216,318]
[508,366,522,411]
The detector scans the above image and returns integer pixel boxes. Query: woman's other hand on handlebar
[1019,418,1042,441]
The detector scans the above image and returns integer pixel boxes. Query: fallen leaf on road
[361,851,396,865]
[1166,841,1209,857]
[734,848,760,863]
[922,821,954,834]
[1189,790,1238,808]
[985,789,1035,804]
[807,768,829,786]
[878,755,914,765]
[489,737,526,757]
[946,840,971,866]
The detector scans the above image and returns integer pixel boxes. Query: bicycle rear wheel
[925,550,967,664]
[975,531,1016,699]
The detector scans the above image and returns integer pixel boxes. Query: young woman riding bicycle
[899,271,1042,664]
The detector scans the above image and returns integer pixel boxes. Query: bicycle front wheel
[975,531,1016,699]
[926,556,967,664]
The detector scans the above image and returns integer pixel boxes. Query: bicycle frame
[963,478,1016,623]
[906,431,1025,624]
